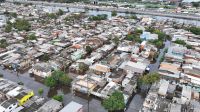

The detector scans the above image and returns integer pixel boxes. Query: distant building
[59,101,83,112]
[37,99,63,112]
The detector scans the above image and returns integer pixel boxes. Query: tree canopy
[27,33,37,40]
[85,45,93,54]
[102,91,125,112]
[111,11,117,16]
[138,72,160,85]
[89,14,108,21]
[14,19,31,31]
[44,70,72,88]
[38,88,44,96]
[0,39,8,48]
[112,37,120,45]
[187,27,200,35]
[53,95,63,102]
[5,24,12,33]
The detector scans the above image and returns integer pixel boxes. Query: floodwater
[38,5,200,26]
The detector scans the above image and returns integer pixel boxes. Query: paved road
[5,0,200,21]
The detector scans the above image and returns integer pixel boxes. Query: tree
[155,40,163,48]
[102,91,125,112]
[85,45,93,54]
[186,45,193,49]
[138,72,160,85]
[134,29,143,34]
[5,24,12,33]
[111,11,117,16]
[174,39,186,46]
[44,76,57,88]
[38,88,44,96]
[89,14,107,21]
[14,19,31,31]
[0,39,8,48]
[57,9,64,16]
[10,12,17,18]
[40,53,50,62]
[192,2,200,7]
[187,27,200,35]
[44,70,72,88]
[27,33,37,40]
[47,13,57,19]
[112,37,120,45]
[129,15,137,19]
[79,63,89,74]
[53,95,63,102]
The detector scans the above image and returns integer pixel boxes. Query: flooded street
[149,40,171,73]
[126,94,145,112]
[0,67,107,112]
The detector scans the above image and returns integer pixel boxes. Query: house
[0,99,18,112]
[72,74,100,94]
[36,99,63,112]
[71,50,84,61]
[90,64,110,75]
[101,81,120,97]
[182,64,200,78]
[120,61,148,75]
[168,103,182,112]
[140,31,158,40]
[158,80,169,96]
[165,44,187,63]
[31,63,52,79]
[158,62,181,79]
[59,101,83,112]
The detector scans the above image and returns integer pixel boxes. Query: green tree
[126,34,142,43]
[135,29,143,34]
[187,27,200,35]
[27,33,37,40]
[111,11,117,16]
[102,91,125,112]
[85,45,93,54]
[0,39,8,48]
[40,53,50,62]
[126,34,134,41]
[129,15,137,19]
[14,19,31,31]
[5,24,12,33]
[186,45,193,49]
[79,63,89,74]
[47,13,57,19]
[53,95,63,102]
[192,2,200,7]
[174,39,186,46]
[44,70,72,88]
[57,9,64,16]
[44,76,57,88]
[89,14,107,21]
[38,88,44,96]
[10,12,17,18]
[112,37,120,45]
[138,72,160,85]
[155,40,163,48]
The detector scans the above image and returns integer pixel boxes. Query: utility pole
[87,74,90,112]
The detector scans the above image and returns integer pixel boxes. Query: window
[9,107,12,109]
